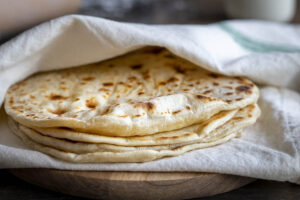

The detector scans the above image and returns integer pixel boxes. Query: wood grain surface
[9,169,254,200]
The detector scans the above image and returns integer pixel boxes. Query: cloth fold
[0,15,299,184]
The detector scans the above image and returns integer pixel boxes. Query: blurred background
[0,0,299,43]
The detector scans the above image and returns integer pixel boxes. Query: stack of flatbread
[4,47,260,163]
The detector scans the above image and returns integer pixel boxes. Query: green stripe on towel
[218,22,300,53]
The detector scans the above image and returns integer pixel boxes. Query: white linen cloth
[0,15,299,184]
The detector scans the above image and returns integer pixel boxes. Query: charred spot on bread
[131,64,143,70]
[48,93,69,100]
[103,82,114,87]
[236,85,251,93]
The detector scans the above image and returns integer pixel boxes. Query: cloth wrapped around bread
[5,47,260,163]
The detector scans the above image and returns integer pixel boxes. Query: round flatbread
[10,120,241,163]
[11,119,243,153]
[9,104,260,155]
[30,104,259,147]
[31,109,238,146]
[5,47,259,136]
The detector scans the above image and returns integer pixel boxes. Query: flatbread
[32,109,238,146]
[8,104,260,155]
[10,119,241,163]
[10,118,243,153]
[30,104,260,147]
[5,47,259,136]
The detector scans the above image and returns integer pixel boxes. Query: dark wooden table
[1,0,300,199]
[1,170,299,200]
